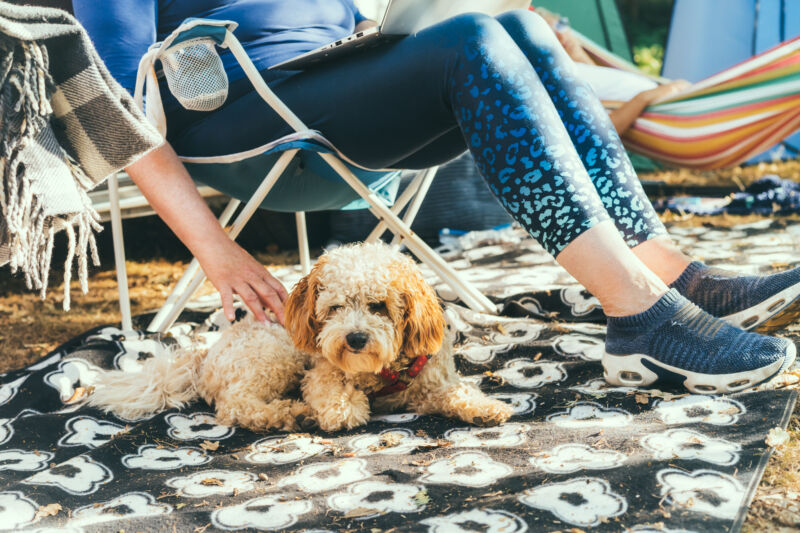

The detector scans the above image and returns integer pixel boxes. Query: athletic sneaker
[670,262,800,333]
[603,289,797,394]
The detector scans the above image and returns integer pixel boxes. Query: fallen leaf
[201,478,224,486]
[258,473,269,481]
[635,393,650,405]
[766,427,791,448]
[344,507,380,518]
[368,432,404,452]
[65,387,86,404]
[414,489,430,506]
[34,503,61,519]
[200,441,219,452]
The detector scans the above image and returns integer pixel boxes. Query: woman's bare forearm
[125,143,230,257]
[124,142,288,323]
[610,80,692,135]
[609,94,650,134]
[355,19,377,32]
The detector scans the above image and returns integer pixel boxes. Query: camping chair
[575,31,800,170]
[107,19,496,333]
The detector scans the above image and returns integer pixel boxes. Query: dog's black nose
[346,331,369,351]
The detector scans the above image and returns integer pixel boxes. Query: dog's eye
[329,305,343,313]
[368,301,387,313]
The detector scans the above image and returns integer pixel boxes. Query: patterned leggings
[169,10,668,257]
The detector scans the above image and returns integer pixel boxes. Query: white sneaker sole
[602,342,796,394]
[723,281,800,333]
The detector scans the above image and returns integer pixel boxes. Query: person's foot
[669,262,800,333]
[603,289,796,394]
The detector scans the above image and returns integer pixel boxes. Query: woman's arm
[355,19,378,32]
[609,80,690,134]
[125,144,288,324]
[74,1,287,322]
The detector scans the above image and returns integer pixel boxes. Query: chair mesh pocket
[161,39,229,112]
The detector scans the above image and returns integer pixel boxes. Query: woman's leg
[496,9,800,332]
[170,13,794,392]
[493,11,687,273]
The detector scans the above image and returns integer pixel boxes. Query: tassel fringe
[0,38,102,310]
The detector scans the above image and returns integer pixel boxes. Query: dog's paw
[470,401,513,427]
[296,413,319,432]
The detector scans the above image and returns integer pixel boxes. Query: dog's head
[285,242,445,374]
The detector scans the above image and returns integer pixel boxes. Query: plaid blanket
[0,2,163,308]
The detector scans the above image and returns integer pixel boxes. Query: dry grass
[744,421,800,532]
[659,212,800,228]
[641,160,800,189]
[0,260,196,369]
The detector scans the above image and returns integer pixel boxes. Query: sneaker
[670,262,800,333]
[603,289,797,394]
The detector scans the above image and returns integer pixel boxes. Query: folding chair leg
[390,166,438,247]
[149,150,298,333]
[108,174,133,331]
[295,212,311,275]
[365,169,427,243]
[147,198,242,333]
[320,154,496,314]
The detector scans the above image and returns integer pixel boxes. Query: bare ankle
[602,287,666,317]
[632,237,692,285]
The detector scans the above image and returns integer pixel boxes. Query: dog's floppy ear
[398,264,446,357]
[285,257,326,353]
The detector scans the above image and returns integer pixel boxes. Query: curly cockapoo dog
[88,242,512,432]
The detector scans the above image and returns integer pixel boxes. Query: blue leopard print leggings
[169,10,668,257]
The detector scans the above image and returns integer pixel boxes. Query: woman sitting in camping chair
[74,0,800,394]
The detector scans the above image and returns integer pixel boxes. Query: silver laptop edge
[270,0,530,70]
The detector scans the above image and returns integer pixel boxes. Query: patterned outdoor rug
[0,220,798,532]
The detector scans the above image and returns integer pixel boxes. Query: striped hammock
[580,33,800,170]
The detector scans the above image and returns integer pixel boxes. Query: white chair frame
[108,25,497,333]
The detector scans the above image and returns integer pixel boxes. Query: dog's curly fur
[88,242,512,432]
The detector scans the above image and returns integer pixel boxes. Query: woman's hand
[195,238,288,324]
[639,80,691,105]
[125,142,289,325]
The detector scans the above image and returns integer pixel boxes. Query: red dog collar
[368,355,430,400]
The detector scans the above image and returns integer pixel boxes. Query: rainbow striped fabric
[582,34,800,170]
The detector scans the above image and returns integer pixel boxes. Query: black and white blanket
[0,220,797,532]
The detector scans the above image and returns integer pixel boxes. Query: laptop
[270,0,531,71]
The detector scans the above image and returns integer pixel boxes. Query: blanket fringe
[0,38,102,310]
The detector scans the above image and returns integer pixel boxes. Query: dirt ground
[1,169,799,531]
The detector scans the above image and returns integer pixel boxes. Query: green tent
[534,0,660,171]
[534,0,633,63]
